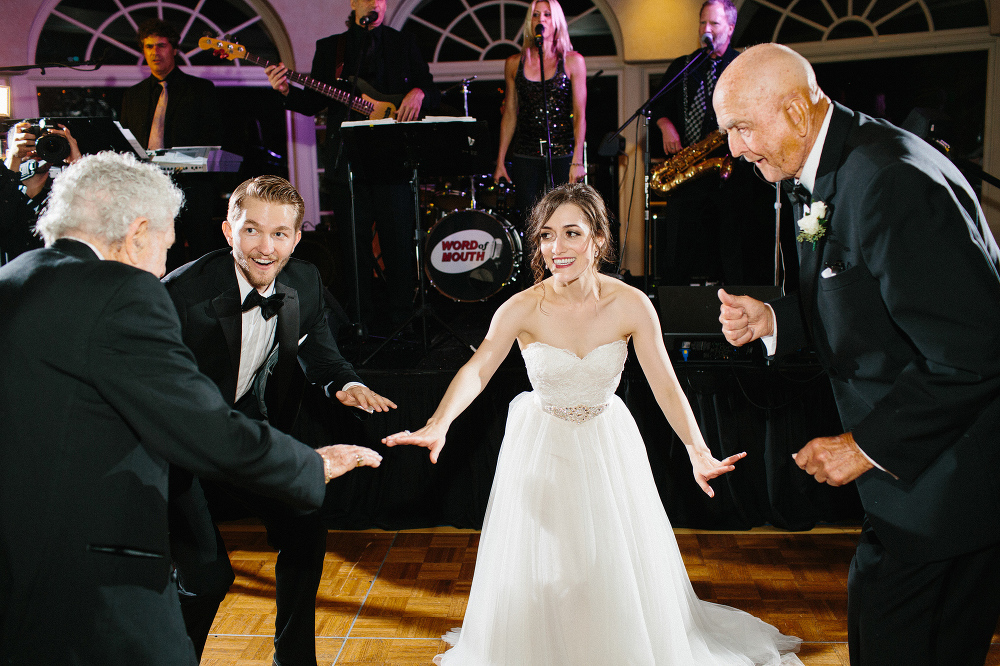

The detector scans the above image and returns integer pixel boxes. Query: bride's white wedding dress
[435,340,803,665]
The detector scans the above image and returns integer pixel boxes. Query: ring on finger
[355,454,363,468]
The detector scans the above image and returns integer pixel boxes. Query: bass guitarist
[266,0,441,334]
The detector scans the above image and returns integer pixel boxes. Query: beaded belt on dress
[542,402,608,423]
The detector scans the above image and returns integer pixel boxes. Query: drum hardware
[422,176,514,225]
[340,118,492,366]
[459,77,480,210]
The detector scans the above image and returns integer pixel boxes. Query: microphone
[534,24,544,47]
[700,33,714,51]
[359,10,378,27]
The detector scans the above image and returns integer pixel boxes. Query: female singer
[493,0,588,223]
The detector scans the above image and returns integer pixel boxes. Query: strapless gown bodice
[522,340,627,423]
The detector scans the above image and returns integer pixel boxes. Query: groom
[713,44,1000,665]
[163,175,396,665]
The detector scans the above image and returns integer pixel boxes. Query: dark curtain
[295,349,862,531]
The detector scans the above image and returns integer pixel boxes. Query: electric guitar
[199,36,401,120]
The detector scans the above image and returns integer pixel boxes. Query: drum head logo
[430,229,502,274]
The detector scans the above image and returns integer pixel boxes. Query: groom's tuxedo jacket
[771,103,1000,563]
[0,240,325,664]
[163,248,362,432]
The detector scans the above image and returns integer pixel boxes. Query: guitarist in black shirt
[266,0,441,334]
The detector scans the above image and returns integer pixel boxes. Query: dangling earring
[594,248,599,258]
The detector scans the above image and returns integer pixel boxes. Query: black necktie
[241,291,285,320]
[685,58,720,146]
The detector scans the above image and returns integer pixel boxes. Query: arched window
[400,0,617,63]
[735,0,988,43]
[34,0,282,67]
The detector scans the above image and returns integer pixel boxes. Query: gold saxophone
[649,130,733,195]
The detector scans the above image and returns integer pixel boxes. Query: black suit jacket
[0,240,326,664]
[120,68,222,149]
[163,249,362,432]
[770,103,1000,562]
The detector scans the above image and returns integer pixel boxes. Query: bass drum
[425,210,522,302]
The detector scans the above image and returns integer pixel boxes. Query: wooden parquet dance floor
[201,524,1000,665]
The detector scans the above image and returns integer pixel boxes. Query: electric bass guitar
[199,36,401,120]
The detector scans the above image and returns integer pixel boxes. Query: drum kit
[421,175,523,302]
[418,75,526,304]
[351,77,524,364]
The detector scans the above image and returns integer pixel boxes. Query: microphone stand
[341,16,376,339]
[535,28,555,191]
[598,46,712,292]
[460,76,478,207]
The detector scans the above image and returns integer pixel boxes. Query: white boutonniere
[796,200,828,248]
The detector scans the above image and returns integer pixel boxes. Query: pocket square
[821,261,846,278]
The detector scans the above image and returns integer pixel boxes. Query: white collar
[797,102,834,195]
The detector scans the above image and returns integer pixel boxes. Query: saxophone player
[650,0,774,287]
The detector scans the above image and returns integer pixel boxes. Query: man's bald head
[713,43,830,182]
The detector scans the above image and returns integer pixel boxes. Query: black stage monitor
[658,285,782,342]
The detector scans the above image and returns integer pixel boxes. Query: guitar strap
[335,35,347,80]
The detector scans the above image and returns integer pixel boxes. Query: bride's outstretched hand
[690,450,747,498]
[382,424,448,464]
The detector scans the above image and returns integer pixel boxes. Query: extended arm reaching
[382,294,529,462]
[630,289,746,496]
[493,55,520,184]
[566,51,588,183]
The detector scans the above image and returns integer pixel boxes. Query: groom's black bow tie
[784,181,812,207]
[241,290,285,320]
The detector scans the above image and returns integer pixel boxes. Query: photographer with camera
[1,121,81,263]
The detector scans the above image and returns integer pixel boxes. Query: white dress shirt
[234,268,278,402]
[233,266,368,408]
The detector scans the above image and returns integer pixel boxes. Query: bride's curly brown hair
[525,182,615,285]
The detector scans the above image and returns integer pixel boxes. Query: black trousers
[507,153,572,228]
[169,394,327,666]
[848,520,1000,666]
[329,178,416,331]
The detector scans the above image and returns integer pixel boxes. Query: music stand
[340,117,492,366]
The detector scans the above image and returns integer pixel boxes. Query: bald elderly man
[713,43,1000,666]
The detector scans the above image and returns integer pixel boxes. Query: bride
[384,183,803,665]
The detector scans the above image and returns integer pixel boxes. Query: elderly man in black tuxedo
[0,152,382,665]
[714,44,1000,666]
[163,175,396,666]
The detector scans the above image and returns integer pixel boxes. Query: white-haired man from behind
[0,152,381,665]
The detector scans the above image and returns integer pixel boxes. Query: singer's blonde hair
[520,0,573,57]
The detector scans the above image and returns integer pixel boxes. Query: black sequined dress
[512,55,575,158]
